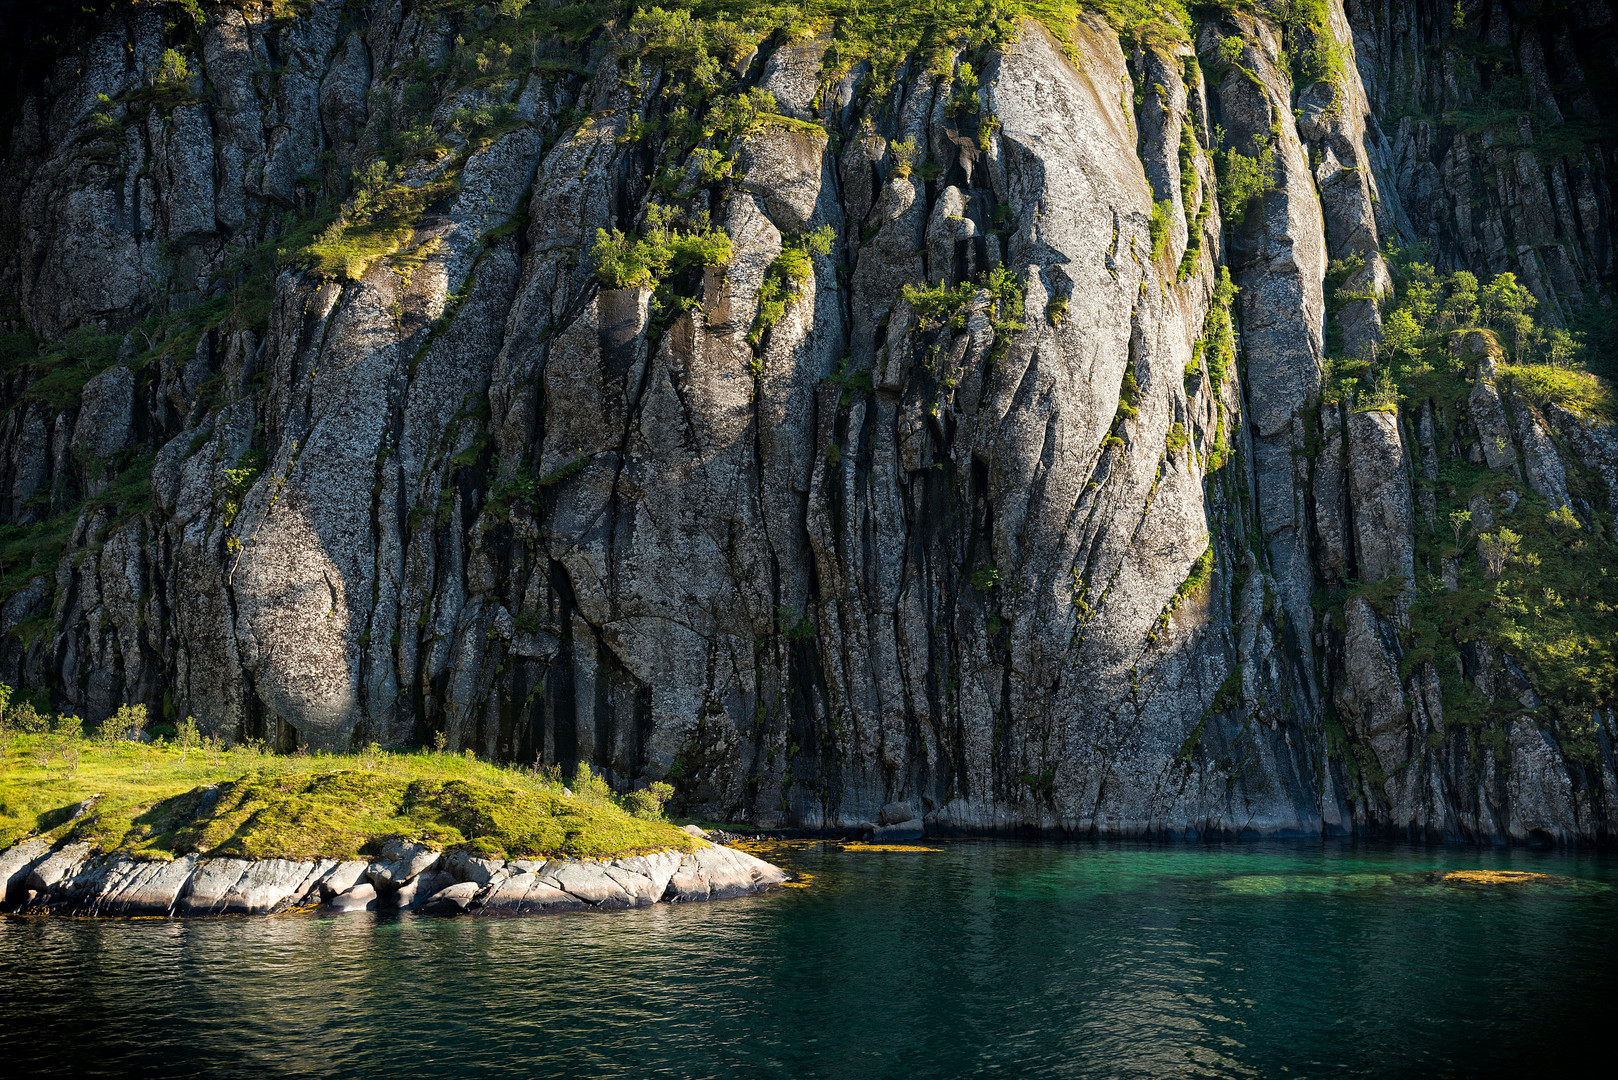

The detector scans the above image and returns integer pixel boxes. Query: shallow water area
[2,839,1613,1077]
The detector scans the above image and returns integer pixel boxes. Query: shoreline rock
[0,837,790,918]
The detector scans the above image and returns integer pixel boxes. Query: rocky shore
[0,831,789,918]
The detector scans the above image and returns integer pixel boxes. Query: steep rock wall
[0,0,1615,842]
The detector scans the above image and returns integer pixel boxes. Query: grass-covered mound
[0,726,696,863]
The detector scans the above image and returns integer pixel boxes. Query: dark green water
[2,841,1614,1078]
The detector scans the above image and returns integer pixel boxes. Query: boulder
[366,840,440,887]
[878,801,918,825]
[692,844,792,898]
[443,851,505,886]
[419,881,479,914]
[329,882,377,913]
[313,860,369,899]
[0,838,52,908]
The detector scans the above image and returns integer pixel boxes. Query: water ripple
[3,841,1615,1078]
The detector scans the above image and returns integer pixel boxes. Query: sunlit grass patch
[0,733,694,862]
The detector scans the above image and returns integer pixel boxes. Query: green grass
[293,178,456,282]
[1499,363,1615,421]
[0,733,698,862]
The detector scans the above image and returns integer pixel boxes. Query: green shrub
[221,449,266,528]
[623,780,675,820]
[1165,422,1189,456]
[888,137,920,180]
[1046,294,1068,327]
[98,703,148,745]
[1500,363,1614,420]
[749,224,835,347]
[292,167,456,282]
[591,205,732,290]
[1218,139,1276,224]
[1149,198,1174,264]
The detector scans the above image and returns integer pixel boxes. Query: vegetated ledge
[0,735,788,917]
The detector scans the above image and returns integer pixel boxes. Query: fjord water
[2,842,1613,1078]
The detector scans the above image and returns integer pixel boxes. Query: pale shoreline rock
[0,838,789,919]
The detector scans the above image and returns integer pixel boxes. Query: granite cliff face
[2,0,1616,842]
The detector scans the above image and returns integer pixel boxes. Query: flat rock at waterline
[0,839,790,918]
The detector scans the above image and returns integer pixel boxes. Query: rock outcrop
[2,1,1617,844]
[0,835,788,917]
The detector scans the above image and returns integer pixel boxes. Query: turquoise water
[2,840,1614,1077]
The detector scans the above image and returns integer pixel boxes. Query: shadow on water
[2,839,1614,1078]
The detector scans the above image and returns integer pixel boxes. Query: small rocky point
[0,831,790,918]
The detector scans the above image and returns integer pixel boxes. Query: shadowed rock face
[2,1,1617,843]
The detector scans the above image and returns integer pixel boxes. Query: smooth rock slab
[216,859,320,914]
[98,855,199,916]
[545,861,636,908]
[25,842,92,893]
[176,859,250,915]
[0,841,788,918]
[474,872,587,915]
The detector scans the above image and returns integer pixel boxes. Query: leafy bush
[293,166,455,282]
[1218,139,1276,224]
[888,137,920,180]
[221,450,266,528]
[155,48,190,90]
[1165,422,1189,456]
[98,703,148,745]
[749,225,835,347]
[1149,198,1174,264]
[1277,0,1346,89]
[1500,363,1614,421]
[591,205,732,290]
[623,781,676,820]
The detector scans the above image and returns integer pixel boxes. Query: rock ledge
[0,836,789,917]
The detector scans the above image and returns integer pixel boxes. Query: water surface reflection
[2,840,1612,1077]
